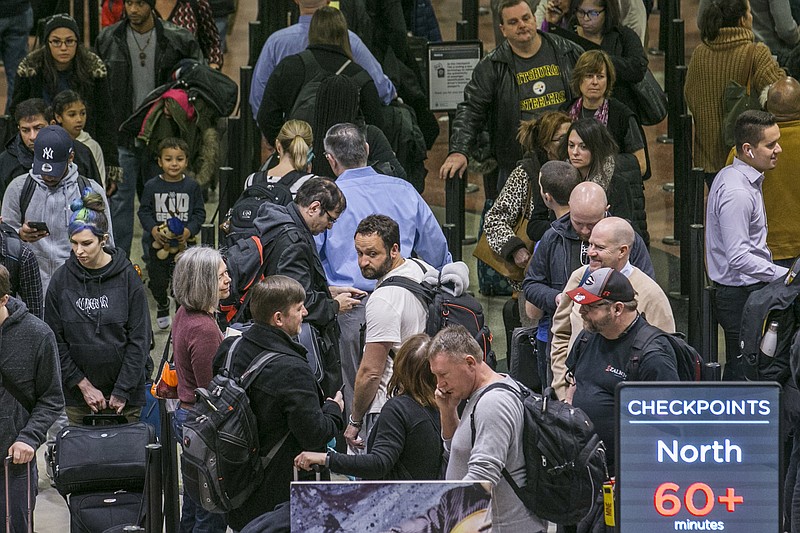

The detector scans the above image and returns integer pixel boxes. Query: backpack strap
[627,322,667,381]
[18,176,35,222]
[468,381,530,501]
[228,343,291,468]
[380,275,434,306]
[229,236,269,325]
[19,174,92,221]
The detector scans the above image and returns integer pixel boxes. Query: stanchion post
[146,443,163,533]
[201,223,216,247]
[72,0,85,43]
[462,0,479,40]
[218,166,234,244]
[88,0,99,45]
[248,21,262,67]
[442,223,459,261]
[688,224,704,351]
[239,66,260,173]
[159,402,179,533]
[654,0,669,54]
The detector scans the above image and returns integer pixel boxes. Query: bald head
[587,217,635,271]
[766,77,800,122]
[569,182,608,241]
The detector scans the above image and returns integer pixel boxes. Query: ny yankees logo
[43,147,54,160]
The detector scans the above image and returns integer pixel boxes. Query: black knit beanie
[44,13,80,41]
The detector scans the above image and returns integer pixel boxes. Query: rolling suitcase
[508,326,542,393]
[52,419,155,496]
[4,456,33,533]
[68,491,144,533]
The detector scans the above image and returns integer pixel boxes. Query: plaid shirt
[1,235,43,319]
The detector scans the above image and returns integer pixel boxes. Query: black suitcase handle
[81,413,130,426]
[4,455,33,533]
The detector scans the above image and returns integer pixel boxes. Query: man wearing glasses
[255,177,364,397]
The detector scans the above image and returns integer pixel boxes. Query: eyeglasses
[48,38,78,48]
[582,300,612,310]
[325,210,339,224]
[575,8,605,19]
[551,134,565,144]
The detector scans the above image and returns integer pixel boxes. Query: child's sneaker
[156,307,171,330]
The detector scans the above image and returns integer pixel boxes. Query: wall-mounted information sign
[427,41,482,112]
[616,382,781,532]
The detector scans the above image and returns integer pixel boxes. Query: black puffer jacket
[449,33,584,174]
[10,48,119,166]
[95,18,203,148]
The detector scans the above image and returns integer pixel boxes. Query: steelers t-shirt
[513,39,566,120]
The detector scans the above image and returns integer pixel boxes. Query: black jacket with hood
[45,248,151,407]
[522,212,655,317]
[255,201,342,396]
[0,297,64,460]
[213,322,343,531]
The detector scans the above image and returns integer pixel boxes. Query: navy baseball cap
[566,267,635,305]
[33,126,74,177]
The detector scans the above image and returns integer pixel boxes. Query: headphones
[747,149,754,158]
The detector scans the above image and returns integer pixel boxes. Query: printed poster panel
[291,480,492,532]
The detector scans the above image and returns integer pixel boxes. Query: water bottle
[760,321,779,358]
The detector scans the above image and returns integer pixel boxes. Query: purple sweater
[173,307,223,404]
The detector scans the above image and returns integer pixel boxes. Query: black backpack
[470,382,608,525]
[740,276,800,384]
[627,324,707,382]
[221,171,304,248]
[220,236,269,325]
[0,222,23,295]
[382,259,496,367]
[288,51,372,124]
[181,338,289,513]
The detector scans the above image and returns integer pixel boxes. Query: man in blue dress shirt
[314,122,450,421]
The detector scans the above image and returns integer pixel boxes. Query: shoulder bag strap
[335,59,352,75]
[745,43,757,96]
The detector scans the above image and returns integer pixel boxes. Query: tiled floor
[0,0,704,530]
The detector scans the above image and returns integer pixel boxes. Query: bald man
[549,217,675,399]
[522,183,653,389]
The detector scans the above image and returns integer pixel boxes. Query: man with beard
[564,267,678,473]
[346,215,430,451]
[549,217,674,399]
[316,123,450,430]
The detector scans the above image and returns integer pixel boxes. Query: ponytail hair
[699,0,749,42]
[68,187,109,238]
[276,119,314,173]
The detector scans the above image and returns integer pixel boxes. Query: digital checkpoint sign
[616,383,781,532]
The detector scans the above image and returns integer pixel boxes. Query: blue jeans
[116,145,159,257]
[1,459,37,533]
[0,6,33,113]
[173,407,228,533]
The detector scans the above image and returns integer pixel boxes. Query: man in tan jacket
[549,217,675,399]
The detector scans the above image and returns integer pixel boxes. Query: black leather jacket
[95,18,203,148]
[449,32,584,173]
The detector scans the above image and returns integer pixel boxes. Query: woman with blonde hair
[243,119,317,195]
[294,334,443,480]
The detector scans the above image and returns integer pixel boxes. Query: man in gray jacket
[0,264,63,532]
[1,126,112,293]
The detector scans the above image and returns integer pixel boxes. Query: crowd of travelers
[0,0,799,531]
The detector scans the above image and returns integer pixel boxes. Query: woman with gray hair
[171,246,230,532]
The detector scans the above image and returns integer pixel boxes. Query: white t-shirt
[363,258,430,414]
